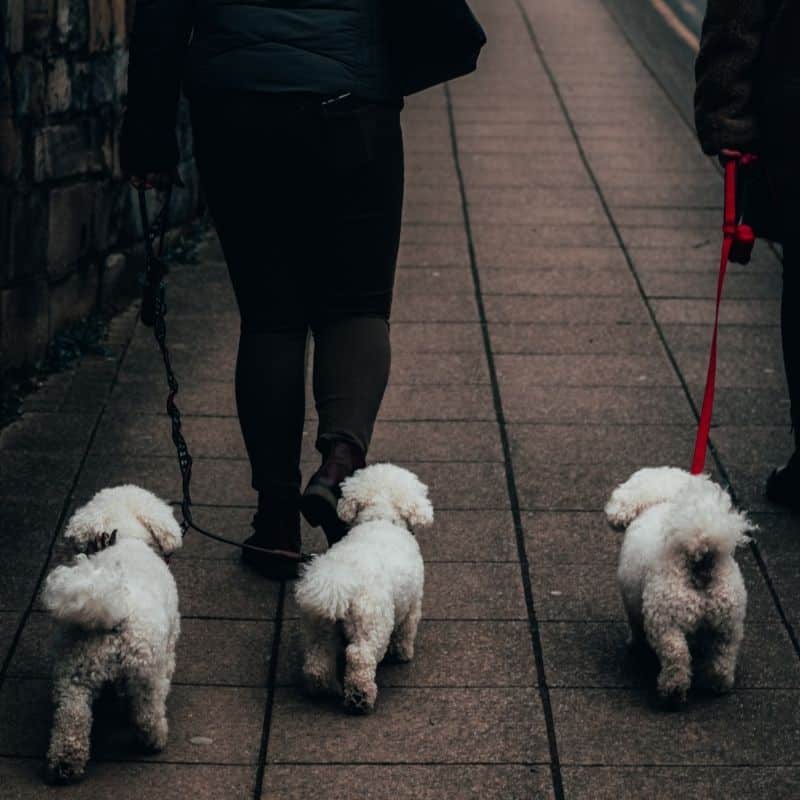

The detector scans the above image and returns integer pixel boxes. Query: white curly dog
[606,467,753,705]
[41,485,182,783]
[295,463,433,713]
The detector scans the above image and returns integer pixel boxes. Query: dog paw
[137,722,168,753]
[707,673,735,695]
[388,644,414,663]
[657,683,689,709]
[343,684,377,715]
[46,759,87,785]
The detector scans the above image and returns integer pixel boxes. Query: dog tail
[41,555,130,630]
[606,467,698,529]
[665,480,753,588]
[294,558,357,623]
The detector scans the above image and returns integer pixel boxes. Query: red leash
[690,150,757,474]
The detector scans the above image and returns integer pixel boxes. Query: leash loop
[690,150,757,474]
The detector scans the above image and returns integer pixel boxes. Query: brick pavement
[2,0,799,797]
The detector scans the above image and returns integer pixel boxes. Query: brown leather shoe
[301,440,365,546]
[241,508,309,580]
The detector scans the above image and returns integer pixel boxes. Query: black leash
[137,186,300,557]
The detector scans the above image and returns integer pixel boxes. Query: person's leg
[767,240,800,507]
[301,100,404,543]
[312,317,391,457]
[189,92,316,566]
[781,245,800,444]
[236,325,308,507]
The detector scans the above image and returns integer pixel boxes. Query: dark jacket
[694,0,772,156]
[695,0,800,224]
[119,0,396,175]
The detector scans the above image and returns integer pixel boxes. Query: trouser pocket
[320,97,398,173]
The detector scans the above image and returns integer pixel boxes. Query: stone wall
[0,0,200,368]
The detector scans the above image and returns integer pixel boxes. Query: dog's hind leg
[301,616,342,697]
[129,675,170,752]
[700,622,743,694]
[342,608,393,714]
[389,596,422,662]
[649,626,692,705]
[47,677,96,784]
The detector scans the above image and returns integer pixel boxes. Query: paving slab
[501,385,692,425]
[0,759,256,800]
[507,423,695,466]
[268,687,548,763]
[551,688,800,765]
[171,560,280,620]
[495,354,679,388]
[174,618,274,687]
[389,322,485,353]
[561,766,800,800]
[391,293,480,324]
[369,421,503,463]
[522,511,623,564]
[108,379,237,416]
[483,293,652,325]
[0,413,97,454]
[414,509,519,562]
[479,267,639,297]
[378,384,495,421]
[261,764,554,800]
[488,323,665,357]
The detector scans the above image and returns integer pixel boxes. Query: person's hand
[128,167,184,191]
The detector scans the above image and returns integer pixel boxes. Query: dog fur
[41,485,182,782]
[294,464,433,713]
[607,467,752,705]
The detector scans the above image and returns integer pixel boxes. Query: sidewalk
[1,0,799,797]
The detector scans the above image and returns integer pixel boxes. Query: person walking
[695,0,800,510]
[119,1,404,579]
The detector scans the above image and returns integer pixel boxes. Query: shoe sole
[301,485,348,546]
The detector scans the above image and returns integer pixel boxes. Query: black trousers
[190,91,404,502]
[782,243,800,447]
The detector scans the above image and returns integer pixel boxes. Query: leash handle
[690,151,756,474]
[139,185,173,328]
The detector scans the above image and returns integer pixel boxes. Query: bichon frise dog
[606,467,752,705]
[41,485,182,783]
[295,464,433,713]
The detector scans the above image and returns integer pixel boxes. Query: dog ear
[392,472,434,529]
[398,492,434,529]
[336,491,362,524]
[135,496,183,556]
